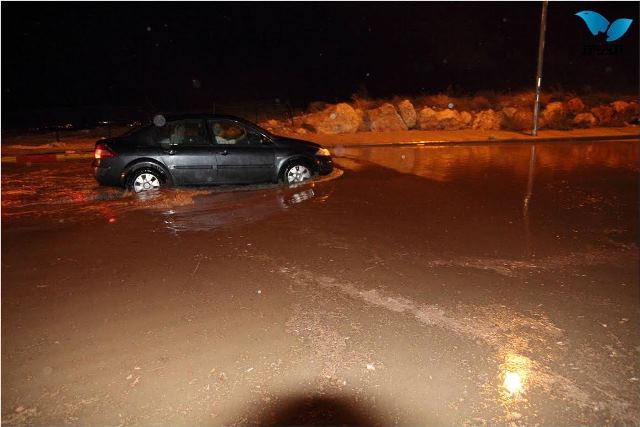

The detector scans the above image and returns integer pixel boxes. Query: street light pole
[532,0,549,136]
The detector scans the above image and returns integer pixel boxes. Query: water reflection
[498,351,534,424]
[523,145,537,256]
[2,160,339,230]
[161,181,334,233]
[500,352,532,399]
[336,141,638,258]
[339,141,639,182]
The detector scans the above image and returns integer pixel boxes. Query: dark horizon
[2,1,638,124]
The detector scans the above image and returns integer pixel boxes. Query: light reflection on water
[500,352,532,399]
[498,351,534,424]
[339,141,639,181]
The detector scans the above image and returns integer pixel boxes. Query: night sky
[2,2,638,121]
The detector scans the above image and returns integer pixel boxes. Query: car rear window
[127,126,157,146]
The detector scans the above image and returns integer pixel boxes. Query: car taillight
[95,143,115,160]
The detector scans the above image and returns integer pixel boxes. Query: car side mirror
[260,135,272,145]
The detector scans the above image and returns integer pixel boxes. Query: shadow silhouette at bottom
[243,394,378,427]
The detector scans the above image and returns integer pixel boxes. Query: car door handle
[219,150,229,156]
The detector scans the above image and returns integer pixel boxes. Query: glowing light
[108,217,116,223]
[499,352,531,400]
[503,371,523,395]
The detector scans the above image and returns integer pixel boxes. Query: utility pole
[532,0,549,136]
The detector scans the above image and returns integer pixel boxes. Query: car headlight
[315,148,331,157]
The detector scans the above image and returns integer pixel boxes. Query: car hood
[272,136,322,151]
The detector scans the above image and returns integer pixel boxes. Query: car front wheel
[128,168,163,193]
[283,162,313,185]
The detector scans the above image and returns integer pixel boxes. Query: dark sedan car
[93,114,333,193]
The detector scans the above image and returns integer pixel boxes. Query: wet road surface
[2,141,639,425]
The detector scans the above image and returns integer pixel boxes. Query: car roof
[161,113,256,125]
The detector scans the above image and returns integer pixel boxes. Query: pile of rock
[260,96,638,135]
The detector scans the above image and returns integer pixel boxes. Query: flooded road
[2,141,639,425]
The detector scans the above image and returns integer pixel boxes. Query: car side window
[155,119,207,146]
[208,120,265,146]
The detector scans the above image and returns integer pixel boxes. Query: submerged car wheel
[129,168,162,193]
[284,162,312,185]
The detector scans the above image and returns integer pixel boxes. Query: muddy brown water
[2,141,639,425]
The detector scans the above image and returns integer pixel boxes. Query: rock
[417,107,440,130]
[573,112,597,128]
[541,102,569,129]
[417,107,469,130]
[566,97,585,114]
[472,109,503,130]
[611,100,630,114]
[611,100,639,124]
[260,119,282,132]
[591,105,615,126]
[502,107,533,131]
[434,109,465,130]
[366,103,408,132]
[302,103,362,134]
[397,99,417,129]
[460,111,473,127]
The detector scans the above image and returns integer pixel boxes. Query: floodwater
[2,141,639,426]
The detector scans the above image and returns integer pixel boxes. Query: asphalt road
[2,141,639,426]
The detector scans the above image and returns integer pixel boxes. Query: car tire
[281,160,314,185]
[127,168,163,193]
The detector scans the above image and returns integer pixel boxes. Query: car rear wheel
[129,168,162,193]
[284,162,312,185]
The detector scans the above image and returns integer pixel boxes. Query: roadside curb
[1,152,93,164]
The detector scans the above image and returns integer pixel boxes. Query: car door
[157,119,217,185]
[208,119,275,184]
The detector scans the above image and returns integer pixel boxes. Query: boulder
[566,97,585,114]
[472,109,503,130]
[460,111,473,127]
[591,105,615,126]
[434,109,465,130]
[502,107,533,131]
[572,112,597,128]
[261,119,281,129]
[611,100,639,124]
[366,103,408,132]
[397,99,417,129]
[302,103,362,134]
[541,102,569,129]
[611,100,630,114]
[417,107,439,130]
[417,107,468,130]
